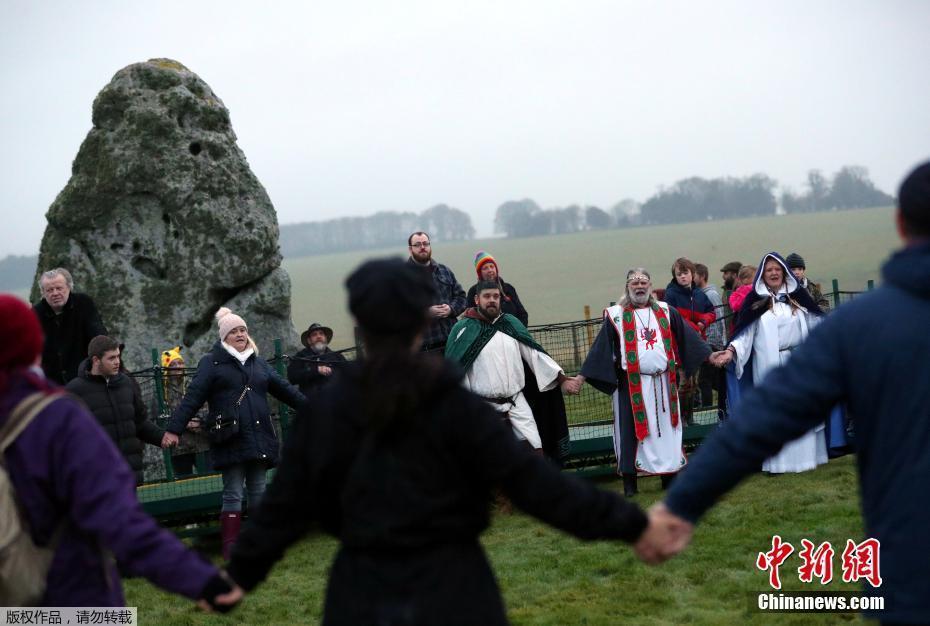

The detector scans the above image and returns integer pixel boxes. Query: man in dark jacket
[407,231,468,351]
[644,161,930,624]
[287,323,347,397]
[33,267,107,385]
[65,335,164,484]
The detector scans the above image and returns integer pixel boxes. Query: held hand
[197,585,245,613]
[709,350,733,368]
[318,365,333,376]
[161,432,180,448]
[428,305,446,318]
[634,502,694,565]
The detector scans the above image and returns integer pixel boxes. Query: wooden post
[584,305,593,346]
[274,339,290,437]
[832,279,840,308]
[152,348,175,482]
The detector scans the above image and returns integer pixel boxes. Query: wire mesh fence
[132,282,868,521]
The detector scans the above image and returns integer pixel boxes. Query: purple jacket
[1,371,219,606]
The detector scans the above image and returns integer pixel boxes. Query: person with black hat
[719,260,742,293]
[222,257,675,623]
[287,322,347,397]
[643,161,930,623]
[785,252,830,309]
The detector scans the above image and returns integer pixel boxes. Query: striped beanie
[474,250,497,278]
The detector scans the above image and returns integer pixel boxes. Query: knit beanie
[785,253,806,270]
[161,346,184,368]
[0,295,43,371]
[474,250,497,279]
[216,307,247,341]
[347,257,436,334]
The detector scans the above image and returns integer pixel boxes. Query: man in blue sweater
[645,161,930,624]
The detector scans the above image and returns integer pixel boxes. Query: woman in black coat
[225,259,654,625]
[164,307,304,560]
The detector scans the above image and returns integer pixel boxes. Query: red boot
[220,511,242,561]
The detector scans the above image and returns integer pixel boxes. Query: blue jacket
[665,242,930,622]
[167,342,305,470]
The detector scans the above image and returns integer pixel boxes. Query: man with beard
[407,231,467,351]
[719,261,742,295]
[288,323,347,397]
[566,269,710,496]
[445,281,575,459]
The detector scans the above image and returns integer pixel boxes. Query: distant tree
[611,198,641,227]
[828,166,894,209]
[420,204,475,241]
[494,199,542,238]
[807,169,830,211]
[585,205,611,229]
[641,174,777,224]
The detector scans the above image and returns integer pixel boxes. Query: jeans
[221,460,268,512]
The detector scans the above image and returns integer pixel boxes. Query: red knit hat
[0,294,43,371]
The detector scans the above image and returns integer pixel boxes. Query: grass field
[125,455,866,625]
[284,206,897,350]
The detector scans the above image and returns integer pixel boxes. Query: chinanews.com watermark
[751,535,885,614]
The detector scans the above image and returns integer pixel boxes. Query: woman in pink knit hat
[162,307,305,560]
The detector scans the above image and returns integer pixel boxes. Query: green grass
[126,455,866,625]
[283,206,897,350]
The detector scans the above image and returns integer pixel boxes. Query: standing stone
[32,59,299,369]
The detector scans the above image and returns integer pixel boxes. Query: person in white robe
[711,252,829,473]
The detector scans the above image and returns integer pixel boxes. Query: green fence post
[152,348,175,482]
[274,339,291,437]
[867,279,875,291]
[831,279,840,309]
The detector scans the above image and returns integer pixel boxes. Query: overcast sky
[2,0,928,256]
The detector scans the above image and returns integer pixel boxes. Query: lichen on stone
[33,58,299,369]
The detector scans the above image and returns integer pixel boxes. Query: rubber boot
[622,474,638,498]
[220,511,242,561]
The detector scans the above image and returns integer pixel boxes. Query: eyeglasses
[410,242,431,249]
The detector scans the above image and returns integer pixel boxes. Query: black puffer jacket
[65,359,163,484]
[34,292,108,385]
[287,347,347,397]
[166,342,305,470]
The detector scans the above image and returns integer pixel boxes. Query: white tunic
[462,326,562,449]
[729,292,828,474]
[606,303,686,475]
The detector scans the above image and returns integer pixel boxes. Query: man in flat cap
[288,323,347,397]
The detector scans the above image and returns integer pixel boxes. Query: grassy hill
[284,206,897,350]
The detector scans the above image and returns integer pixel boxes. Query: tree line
[494,165,893,237]
[279,203,474,257]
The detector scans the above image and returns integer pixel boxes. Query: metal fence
[132,281,869,524]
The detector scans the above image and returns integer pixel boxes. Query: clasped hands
[708,348,734,368]
[634,502,694,565]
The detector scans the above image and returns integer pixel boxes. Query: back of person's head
[88,335,120,361]
[738,265,756,283]
[346,258,439,431]
[0,295,45,394]
[898,161,930,239]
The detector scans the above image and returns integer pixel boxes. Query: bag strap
[0,392,61,457]
[234,362,254,407]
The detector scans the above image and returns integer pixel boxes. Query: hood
[882,242,930,299]
[753,252,798,296]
